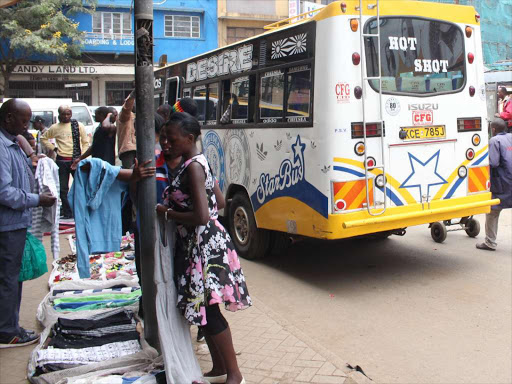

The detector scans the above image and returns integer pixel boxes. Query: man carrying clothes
[41,105,89,219]
[0,99,57,348]
[476,118,512,251]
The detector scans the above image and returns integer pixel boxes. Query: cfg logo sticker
[335,82,350,104]
[412,110,433,126]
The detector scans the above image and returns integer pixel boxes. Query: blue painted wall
[74,0,218,63]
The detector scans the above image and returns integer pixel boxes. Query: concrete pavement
[0,234,363,384]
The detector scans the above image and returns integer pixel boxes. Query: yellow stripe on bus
[313,1,479,26]
[433,145,488,199]
[333,157,416,204]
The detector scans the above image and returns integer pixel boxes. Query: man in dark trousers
[476,118,512,251]
[0,99,56,348]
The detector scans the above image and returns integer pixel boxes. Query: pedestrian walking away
[156,112,249,384]
[0,99,57,348]
[40,105,89,219]
[496,87,512,132]
[476,118,512,251]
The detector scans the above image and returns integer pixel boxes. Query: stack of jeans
[35,309,141,375]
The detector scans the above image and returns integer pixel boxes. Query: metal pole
[134,0,159,350]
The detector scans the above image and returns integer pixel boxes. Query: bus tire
[465,218,480,238]
[431,222,447,243]
[267,231,291,256]
[228,193,269,260]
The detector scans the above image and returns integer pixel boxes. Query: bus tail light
[475,13,480,23]
[466,148,475,160]
[468,52,474,64]
[472,134,481,146]
[354,142,365,156]
[351,122,384,138]
[465,26,473,38]
[468,166,490,193]
[469,86,475,97]
[340,2,347,13]
[457,118,481,132]
[350,19,359,32]
[352,52,361,65]
[354,86,363,99]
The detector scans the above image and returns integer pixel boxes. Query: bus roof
[156,0,478,72]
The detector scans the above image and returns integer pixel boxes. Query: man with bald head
[41,105,89,219]
[0,99,56,347]
[476,118,512,251]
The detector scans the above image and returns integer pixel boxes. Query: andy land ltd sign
[13,65,134,75]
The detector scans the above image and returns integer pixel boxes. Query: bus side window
[231,76,250,123]
[220,79,231,124]
[260,70,285,122]
[193,86,207,124]
[207,82,219,124]
[286,66,311,122]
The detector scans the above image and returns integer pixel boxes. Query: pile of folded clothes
[49,286,142,313]
[34,310,142,376]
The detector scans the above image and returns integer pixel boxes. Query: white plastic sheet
[154,217,202,384]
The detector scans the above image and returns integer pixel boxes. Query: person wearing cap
[32,116,51,157]
[41,105,89,219]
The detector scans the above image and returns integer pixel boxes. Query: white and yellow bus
[154,0,498,259]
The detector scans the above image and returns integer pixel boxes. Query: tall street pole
[134,0,159,350]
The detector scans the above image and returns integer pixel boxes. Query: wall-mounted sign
[13,65,134,75]
[84,38,134,47]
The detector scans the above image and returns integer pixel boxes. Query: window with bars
[92,12,132,36]
[164,15,200,38]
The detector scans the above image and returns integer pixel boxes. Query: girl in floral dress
[156,112,249,384]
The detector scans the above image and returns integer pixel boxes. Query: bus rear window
[364,17,465,95]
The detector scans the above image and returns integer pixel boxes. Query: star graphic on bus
[399,150,447,200]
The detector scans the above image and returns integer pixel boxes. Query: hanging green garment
[19,231,48,282]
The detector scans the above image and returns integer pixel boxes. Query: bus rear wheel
[431,222,447,243]
[228,193,269,260]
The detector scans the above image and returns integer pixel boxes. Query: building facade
[6,0,218,106]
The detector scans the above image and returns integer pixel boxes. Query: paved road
[241,211,512,383]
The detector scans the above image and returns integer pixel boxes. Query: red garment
[500,98,512,126]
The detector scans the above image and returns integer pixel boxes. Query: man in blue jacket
[0,99,57,348]
[476,118,512,251]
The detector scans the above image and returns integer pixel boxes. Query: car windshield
[364,17,465,95]
[30,111,53,129]
[71,106,93,126]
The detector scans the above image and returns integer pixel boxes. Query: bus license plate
[403,126,446,141]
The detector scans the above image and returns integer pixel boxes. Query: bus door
[165,76,182,105]
[364,16,466,205]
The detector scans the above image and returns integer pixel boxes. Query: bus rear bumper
[327,193,499,239]
[343,198,500,229]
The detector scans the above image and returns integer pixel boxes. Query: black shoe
[476,243,495,251]
[196,328,205,342]
[20,327,35,335]
[0,331,39,348]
